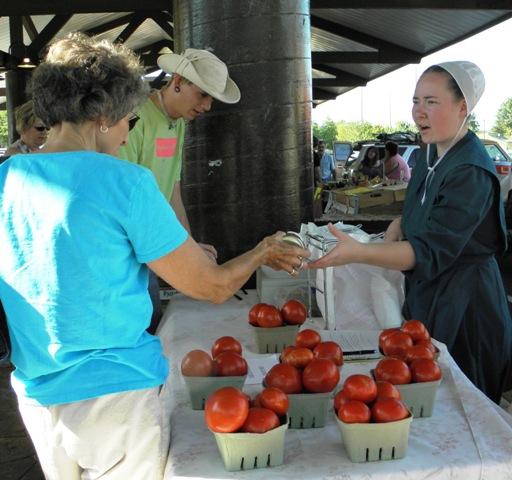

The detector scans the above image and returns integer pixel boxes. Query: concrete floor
[1,266,512,479]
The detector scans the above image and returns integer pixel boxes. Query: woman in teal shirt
[307,61,512,404]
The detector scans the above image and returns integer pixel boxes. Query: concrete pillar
[174,0,313,263]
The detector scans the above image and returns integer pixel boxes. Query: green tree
[492,97,512,138]
[313,119,338,148]
[468,113,479,132]
[0,111,8,147]
[394,120,417,133]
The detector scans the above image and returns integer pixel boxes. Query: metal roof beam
[312,51,421,63]
[0,1,171,15]
[29,15,72,55]
[311,0,512,8]
[22,16,38,42]
[314,77,367,87]
[84,14,135,36]
[313,88,338,100]
[150,11,174,39]
[114,13,147,44]
[311,15,420,56]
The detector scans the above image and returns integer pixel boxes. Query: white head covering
[420,61,485,205]
[157,48,241,104]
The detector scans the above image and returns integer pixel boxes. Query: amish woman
[0,33,308,479]
[307,61,512,404]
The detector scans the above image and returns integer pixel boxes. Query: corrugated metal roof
[1,6,512,108]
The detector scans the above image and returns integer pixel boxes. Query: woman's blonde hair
[14,100,38,133]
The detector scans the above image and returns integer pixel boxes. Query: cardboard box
[334,187,395,212]
[382,184,408,203]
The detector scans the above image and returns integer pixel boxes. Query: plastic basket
[183,375,246,410]
[395,377,442,418]
[251,324,299,354]
[336,413,413,462]
[287,391,332,428]
[212,419,288,471]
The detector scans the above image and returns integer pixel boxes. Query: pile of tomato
[334,374,409,424]
[181,336,248,377]
[375,320,442,385]
[261,328,342,394]
[248,299,307,328]
[205,386,289,434]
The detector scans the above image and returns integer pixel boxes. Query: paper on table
[245,355,279,385]
[321,330,381,360]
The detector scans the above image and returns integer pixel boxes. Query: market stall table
[157,291,512,479]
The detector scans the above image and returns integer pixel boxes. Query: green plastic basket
[212,419,288,471]
[183,375,246,410]
[251,324,299,354]
[287,391,332,428]
[395,377,442,418]
[336,413,413,462]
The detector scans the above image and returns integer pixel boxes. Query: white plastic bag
[301,223,404,330]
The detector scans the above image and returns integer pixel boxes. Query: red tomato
[213,351,248,377]
[279,345,297,362]
[295,329,321,350]
[375,381,401,400]
[313,341,343,366]
[404,344,434,364]
[281,347,314,369]
[379,328,400,351]
[371,398,409,423]
[337,400,371,424]
[248,303,267,326]
[334,389,351,412]
[259,387,289,416]
[302,358,340,393]
[381,331,414,358]
[180,349,214,377]
[401,319,431,342]
[342,374,377,404]
[240,407,280,433]
[374,357,412,385]
[211,336,242,358]
[410,358,442,382]
[264,363,303,394]
[256,305,283,328]
[415,339,437,354]
[205,386,249,433]
[281,299,307,325]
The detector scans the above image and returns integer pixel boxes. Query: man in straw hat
[306,60,512,404]
[119,49,240,332]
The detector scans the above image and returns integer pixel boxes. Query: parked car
[481,139,512,204]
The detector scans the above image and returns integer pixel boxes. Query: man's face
[318,142,325,154]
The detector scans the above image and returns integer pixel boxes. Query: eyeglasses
[34,126,49,132]
[128,113,139,131]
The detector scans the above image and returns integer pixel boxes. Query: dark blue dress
[401,130,512,402]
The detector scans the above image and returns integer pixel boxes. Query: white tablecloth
[157,291,512,480]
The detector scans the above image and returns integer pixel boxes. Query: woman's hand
[257,232,310,276]
[384,217,403,242]
[303,224,364,269]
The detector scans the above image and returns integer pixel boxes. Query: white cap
[434,61,485,115]
[157,48,241,104]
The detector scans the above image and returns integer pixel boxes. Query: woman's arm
[148,233,309,304]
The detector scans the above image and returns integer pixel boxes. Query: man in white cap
[306,61,512,404]
[119,49,240,332]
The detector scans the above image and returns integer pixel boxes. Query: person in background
[118,48,240,332]
[4,100,48,155]
[319,139,335,183]
[383,140,411,182]
[0,33,309,480]
[306,61,512,404]
[313,135,322,184]
[359,146,383,179]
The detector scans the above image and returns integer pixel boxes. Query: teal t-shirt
[0,151,188,405]
[118,96,186,201]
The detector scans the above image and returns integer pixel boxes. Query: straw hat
[157,49,241,104]
[435,61,485,114]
